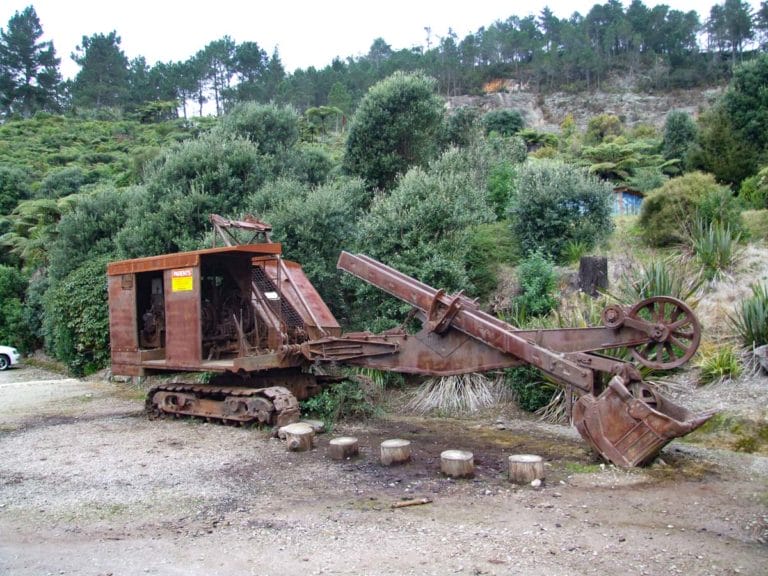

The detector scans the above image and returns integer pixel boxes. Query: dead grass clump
[405,373,511,416]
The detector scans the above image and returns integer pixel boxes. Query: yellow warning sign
[171,268,193,292]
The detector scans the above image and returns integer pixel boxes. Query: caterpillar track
[145,383,300,427]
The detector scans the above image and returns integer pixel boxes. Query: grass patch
[696,343,742,384]
[563,461,603,474]
[680,411,768,455]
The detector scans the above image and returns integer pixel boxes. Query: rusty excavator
[107,215,714,468]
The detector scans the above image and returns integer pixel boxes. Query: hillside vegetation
[1,5,768,427]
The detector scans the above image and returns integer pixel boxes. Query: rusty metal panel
[110,363,145,377]
[108,274,138,357]
[264,259,341,338]
[573,376,716,467]
[164,266,202,366]
[107,244,283,276]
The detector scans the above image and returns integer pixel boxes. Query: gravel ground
[0,364,766,576]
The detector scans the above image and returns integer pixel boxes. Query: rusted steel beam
[337,252,594,392]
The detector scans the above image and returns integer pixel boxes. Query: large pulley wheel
[627,296,701,369]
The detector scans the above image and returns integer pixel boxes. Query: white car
[0,345,21,371]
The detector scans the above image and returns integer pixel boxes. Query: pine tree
[70,31,130,109]
[0,6,61,118]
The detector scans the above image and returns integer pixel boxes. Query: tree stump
[380,439,411,465]
[508,454,544,483]
[328,436,359,460]
[281,422,315,452]
[302,419,326,434]
[440,449,474,478]
[578,256,608,297]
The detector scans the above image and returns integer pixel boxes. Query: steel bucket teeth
[573,376,716,468]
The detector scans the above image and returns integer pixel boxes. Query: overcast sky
[1,1,762,79]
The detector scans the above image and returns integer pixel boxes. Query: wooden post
[380,439,411,465]
[328,436,359,460]
[578,256,608,297]
[508,454,544,483]
[281,422,315,452]
[440,449,474,478]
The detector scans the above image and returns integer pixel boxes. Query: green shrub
[464,222,519,300]
[639,172,737,247]
[0,165,30,215]
[349,147,495,329]
[258,177,366,316]
[514,251,558,318]
[504,366,558,413]
[663,110,697,163]
[730,283,768,348]
[300,379,377,430]
[508,160,614,262]
[343,71,443,191]
[696,186,744,236]
[481,109,524,136]
[737,171,768,210]
[44,256,111,375]
[0,265,33,352]
[742,209,768,240]
[697,344,742,385]
[441,106,480,148]
[585,114,623,144]
[486,162,518,220]
[218,102,300,155]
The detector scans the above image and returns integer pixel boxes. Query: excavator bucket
[572,376,716,467]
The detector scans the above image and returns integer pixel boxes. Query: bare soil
[0,364,766,576]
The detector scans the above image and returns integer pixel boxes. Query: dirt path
[0,365,766,576]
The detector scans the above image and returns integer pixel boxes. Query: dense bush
[639,172,740,247]
[35,166,96,199]
[48,185,128,281]
[441,106,480,148]
[44,256,111,375]
[738,166,768,210]
[689,103,756,188]
[486,161,518,219]
[0,165,30,215]
[742,209,768,240]
[300,379,377,430]
[253,177,366,316]
[343,71,444,191]
[585,114,623,144]
[504,366,557,413]
[283,144,334,187]
[481,109,524,136]
[218,102,300,156]
[464,222,519,300]
[115,132,267,258]
[662,110,697,164]
[0,265,33,352]
[697,54,768,187]
[349,148,495,329]
[508,160,614,261]
[513,251,558,318]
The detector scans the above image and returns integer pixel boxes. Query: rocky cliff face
[447,87,724,132]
